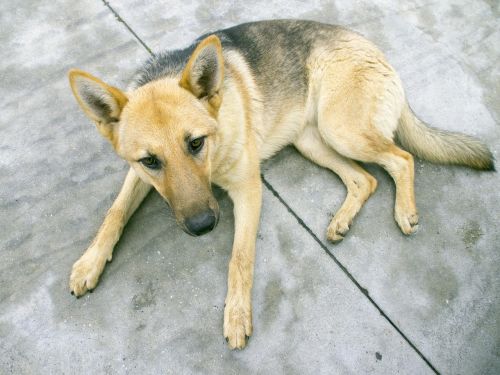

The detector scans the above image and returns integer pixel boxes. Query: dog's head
[69,36,224,236]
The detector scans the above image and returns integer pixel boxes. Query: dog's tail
[396,103,495,170]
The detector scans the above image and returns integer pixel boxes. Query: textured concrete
[1,185,433,373]
[1,0,499,374]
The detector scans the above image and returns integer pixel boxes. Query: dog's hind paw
[395,209,419,235]
[327,217,351,243]
[69,248,108,297]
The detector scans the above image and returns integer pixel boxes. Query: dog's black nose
[184,209,217,236]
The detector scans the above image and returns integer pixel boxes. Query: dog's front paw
[223,298,252,349]
[69,248,108,297]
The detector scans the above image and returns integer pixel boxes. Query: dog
[68,20,494,349]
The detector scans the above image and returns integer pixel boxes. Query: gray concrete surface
[0,0,498,374]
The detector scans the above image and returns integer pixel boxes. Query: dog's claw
[327,229,347,243]
[329,235,344,244]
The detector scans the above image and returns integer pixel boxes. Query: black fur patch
[132,20,341,102]
[134,44,197,87]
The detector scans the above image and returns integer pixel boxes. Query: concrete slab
[0,0,149,108]
[106,0,341,52]
[1,183,434,373]
[1,0,498,374]
[0,0,149,304]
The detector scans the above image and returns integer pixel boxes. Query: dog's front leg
[70,167,151,296]
[224,174,262,349]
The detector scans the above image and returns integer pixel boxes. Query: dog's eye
[189,137,205,154]
[139,156,161,170]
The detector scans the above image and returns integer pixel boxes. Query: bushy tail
[396,104,495,171]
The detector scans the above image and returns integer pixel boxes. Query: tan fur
[68,26,493,349]
[397,103,494,170]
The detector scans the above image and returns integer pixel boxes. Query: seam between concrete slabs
[102,0,154,56]
[262,175,440,374]
[98,3,440,373]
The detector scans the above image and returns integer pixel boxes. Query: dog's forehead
[124,81,206,127]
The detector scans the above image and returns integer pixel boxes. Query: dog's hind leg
[294,125,377,242]
[70,167,151,296]
[316,84,419,235]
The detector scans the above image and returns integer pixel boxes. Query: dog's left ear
[180,35,224,114]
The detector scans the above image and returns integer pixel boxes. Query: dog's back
[133,20,340,99]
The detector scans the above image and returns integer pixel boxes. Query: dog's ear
[179,35,224,114]
[68,69,128,147]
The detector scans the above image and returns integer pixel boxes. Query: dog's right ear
[68,69,128,147]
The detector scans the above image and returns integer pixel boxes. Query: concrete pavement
[1,1,498,374]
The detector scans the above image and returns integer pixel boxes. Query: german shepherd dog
[68,20,494,349]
